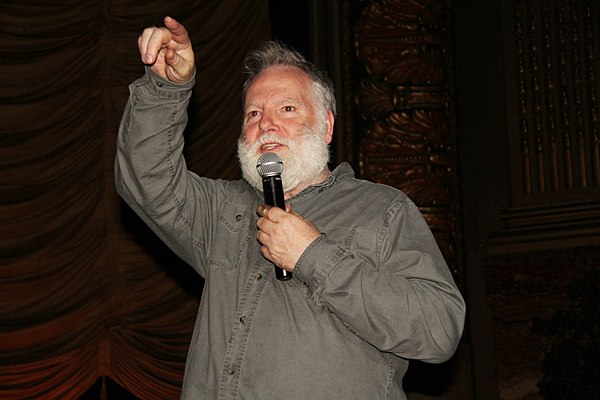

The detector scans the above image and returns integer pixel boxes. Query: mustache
[256,133,294,148]
[241,125,318,152]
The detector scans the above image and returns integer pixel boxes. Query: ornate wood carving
[353,1,470,398]
[491,0,600,253]
[509,0,600,200]
[355,0,461,278]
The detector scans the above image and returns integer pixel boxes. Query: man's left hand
[256,204,321,271]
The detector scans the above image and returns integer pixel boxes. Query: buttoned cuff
[131,66,196,99]
[294,234,347,298]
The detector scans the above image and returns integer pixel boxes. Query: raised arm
[114,18,211,274]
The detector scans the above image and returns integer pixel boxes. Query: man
[115,16,465,400]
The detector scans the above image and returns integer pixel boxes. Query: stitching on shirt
[376,196,405,267]
[385,352,395,398]
[296,233,326,267]
[219,213,243,232]
[287,163,353,203]
[163,111,203,256]
[218,260,272,398]
[208,204,254,272]
[305,234,354,308]
[208,258,234,271]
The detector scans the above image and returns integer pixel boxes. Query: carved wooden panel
[353,1,470,399]
[490,0,600,253]
[507,0,600,202]
[355,0,461,278]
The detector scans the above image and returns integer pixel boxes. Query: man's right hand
[138,16,195,84]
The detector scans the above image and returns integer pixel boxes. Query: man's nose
[258,111,278,133]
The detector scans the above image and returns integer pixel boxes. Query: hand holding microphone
[256,153,320,281]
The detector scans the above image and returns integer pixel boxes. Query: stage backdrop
[0,1,270,398]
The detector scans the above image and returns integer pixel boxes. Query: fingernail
[145,54,153,63]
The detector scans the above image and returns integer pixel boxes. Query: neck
[284,168,331,199]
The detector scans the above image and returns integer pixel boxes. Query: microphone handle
[262,175,293,281]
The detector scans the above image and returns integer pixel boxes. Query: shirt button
[227,368,235,375]
[239,316,246,324]
[255,273,263,281]
[156,81,163,87]
[235,214,242,221]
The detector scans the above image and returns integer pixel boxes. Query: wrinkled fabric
[114,70,465,400]
[1,2,271,398]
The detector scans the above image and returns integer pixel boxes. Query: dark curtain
[0,1,270,399]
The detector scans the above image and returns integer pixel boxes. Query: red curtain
[0,1,270,398]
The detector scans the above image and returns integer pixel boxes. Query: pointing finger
[163,16,190,45]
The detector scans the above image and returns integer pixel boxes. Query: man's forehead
[245,67,313,105]
[248,66,311,89]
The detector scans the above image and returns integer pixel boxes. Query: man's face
[241,66,331,155]
[238,66,333,193]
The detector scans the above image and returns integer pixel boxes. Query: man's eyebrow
[244,96,305,110]
[244,101,261,110]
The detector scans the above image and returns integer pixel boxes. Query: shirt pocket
[320,225,356,251]
[320,225,382,274]
[208,202,252,272]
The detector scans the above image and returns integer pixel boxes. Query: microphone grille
[256,152,283,177]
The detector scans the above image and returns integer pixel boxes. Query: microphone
[256,152,292,281]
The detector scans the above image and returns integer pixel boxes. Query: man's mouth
[261,143,282,151]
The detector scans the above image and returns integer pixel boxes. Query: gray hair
[242,41,337,118]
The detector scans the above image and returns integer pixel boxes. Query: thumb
[164,48,194,83]
[286,205,306,221]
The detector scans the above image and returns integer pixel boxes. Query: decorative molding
[494,0,600,253]
[508,0,600,203]
[489,199,600,254]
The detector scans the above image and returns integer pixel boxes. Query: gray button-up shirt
[114,70,465,400]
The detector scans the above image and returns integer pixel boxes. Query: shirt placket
[217,259,272,399]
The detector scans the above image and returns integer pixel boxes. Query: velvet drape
[0,1,270,398]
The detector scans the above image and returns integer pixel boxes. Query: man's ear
[324,111,335,144]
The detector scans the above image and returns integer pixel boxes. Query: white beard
[237,121,330,193]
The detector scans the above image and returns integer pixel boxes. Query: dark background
[2,0,599,399]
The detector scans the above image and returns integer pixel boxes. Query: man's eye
[247,110,260,118]
[283,105,295,112]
